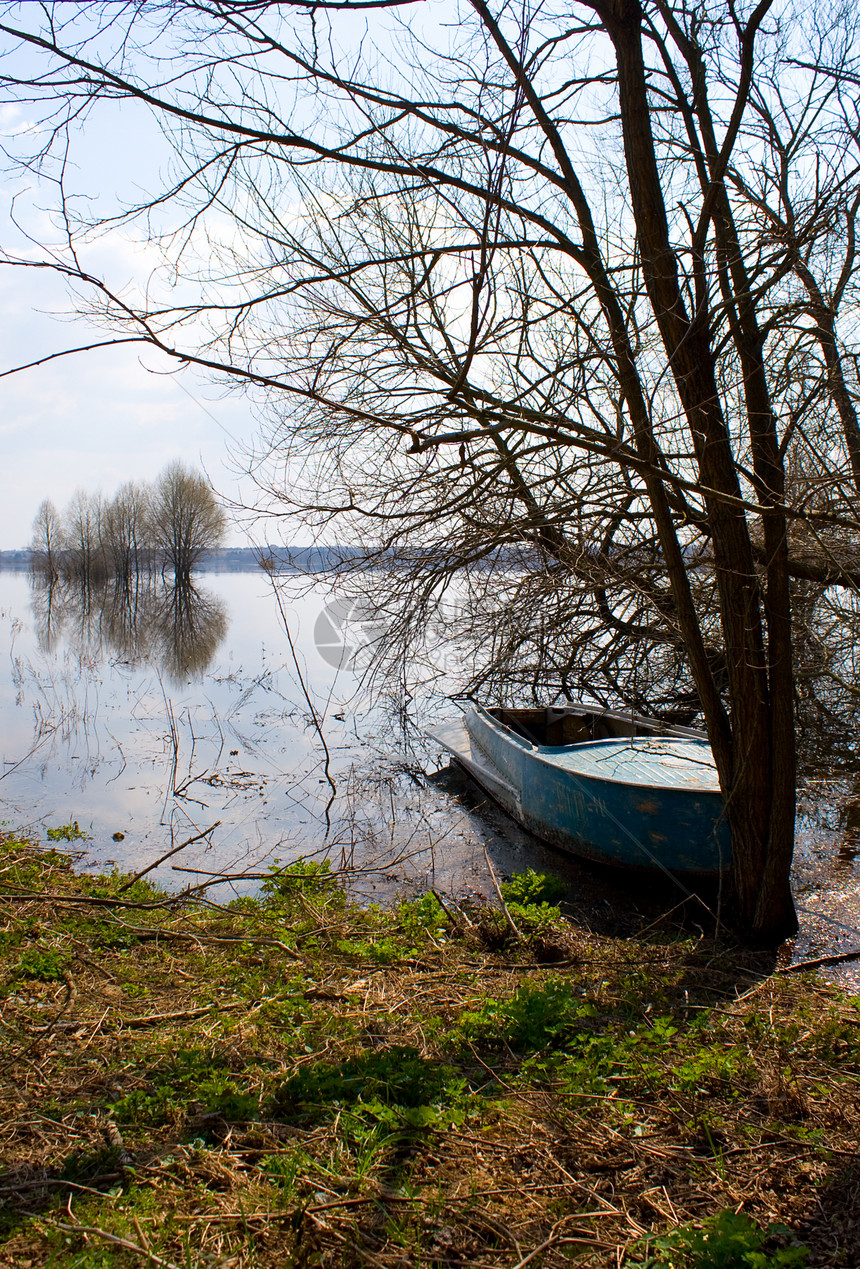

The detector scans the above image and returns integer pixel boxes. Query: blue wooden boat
[427,704,731,875]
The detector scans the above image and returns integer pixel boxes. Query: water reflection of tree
[29,574,227,681]
[150,581,228,680]
[30,574,66,654]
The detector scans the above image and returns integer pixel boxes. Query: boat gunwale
[483,702,707,744]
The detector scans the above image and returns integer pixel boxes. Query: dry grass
[0,832,857,1267]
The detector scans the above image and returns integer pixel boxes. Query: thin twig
[98,917,302,958]
[267,576,337,825]
[117,822,221,893]
[39,999,249,1033]
[482,845,521,939]
[431,887,474,929]
[0,889,215,911]
[777,947,860,973]
[0,1175,122,1196]
[0,969,76,1073]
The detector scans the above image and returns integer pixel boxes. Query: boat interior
[488,706,692,747]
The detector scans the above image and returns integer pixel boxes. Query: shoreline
[0,829,855,1266]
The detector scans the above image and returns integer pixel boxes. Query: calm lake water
[0,567,555,901]
[2,567,859,984]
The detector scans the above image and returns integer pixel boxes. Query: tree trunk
[596,0,797,941]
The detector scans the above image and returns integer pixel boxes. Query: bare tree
[102,481,151,585]
[30,498,62,581]
[6,1,860,938]
[62,489,105,587]
[147,462,226,585]
[31,469,222,585]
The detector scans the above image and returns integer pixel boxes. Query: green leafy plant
[261,1148,315,1202]
[109,1047,258,1126]
[458,977,587,1050]
[629,1210,808,1268]
[670,1043,751,1095]
[109,1083,185,1127]
[195,1077,259,1122]
[335,935,404,964]
[14,946,70,982]
[500,868,566,907]
[82,871,162,903]
[59,1145,124,1185]
[397,892,448,940]
[46,822,88,841]
[261,857,345,909]
[493,869,567,939]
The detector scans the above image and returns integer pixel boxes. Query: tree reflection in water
[151,580,228,680]
[29,574,227,681]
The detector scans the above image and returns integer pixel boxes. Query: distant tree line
[31,463,226,587]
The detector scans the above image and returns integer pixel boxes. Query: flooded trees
[102,483,150,586]
[29,466,224,585]
[27,466,227,680]
[6,1,860,940]
[64,490,105,587]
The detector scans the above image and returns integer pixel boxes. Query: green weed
[109,1047,259,1127]
[669,1041,752,1094]
[469,987,754,1101]
[262,1148,314,1201]
[336,935,405,964]
[457,976,587,1050]
[59,1144,124,1185]
[261,857,345,910]
[81,872,163,904]
[500,868,566,907]
[397,892,449,939]
[628,1209,808,1268]
[477,868,568,941]
[272,1045,455,1123]
[109,1083,185,1127]
[13,946,70,982]
[0,843,74,889]
[46,822,88,842]
[41,1185,172,1267]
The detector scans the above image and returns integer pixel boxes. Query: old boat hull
[428,705,731,875]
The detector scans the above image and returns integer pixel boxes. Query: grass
[0,832,856,1267]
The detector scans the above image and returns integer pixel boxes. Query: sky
[0,49,282,551]
[0,2,456,552]
[0,260,263,549]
